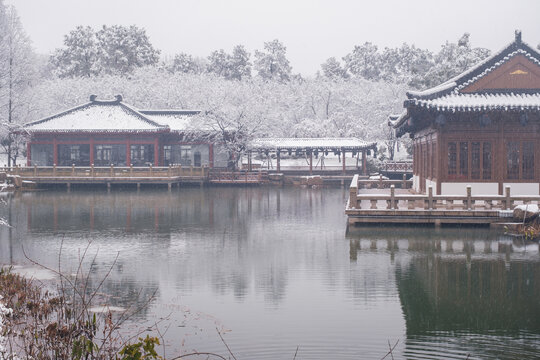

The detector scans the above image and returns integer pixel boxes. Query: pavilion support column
[277,150,280,172]
[126,138,131,166]
[89,137,95,166]
[362,150,367,176]
[342,148,346,175]
[309,150,313,175]
[53,137,58,166]
[154,138,159,166]
[26,142,31,166]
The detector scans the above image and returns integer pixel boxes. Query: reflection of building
[391,32,540,195]
[24,95,229,168]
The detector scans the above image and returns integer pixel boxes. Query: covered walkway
[248,138,378,175]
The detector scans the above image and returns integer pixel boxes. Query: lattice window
[448,142,456,178]
[471,142,480,179]
[506,142,520,180]
[482,142,492,180]
[523,141,534,180]
[459,142,468,178]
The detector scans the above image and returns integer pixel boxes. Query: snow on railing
[348,184,540,211]
[3,164,209,178]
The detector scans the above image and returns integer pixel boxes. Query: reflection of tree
[397,256,540,334]
[82,260,160,321]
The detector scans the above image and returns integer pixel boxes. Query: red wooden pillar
[342,148,346,174]
[26,142,31,166]
[154,137,159,166]
[309,150,313,175]
[53,137,58,165]
[126,138,131,166]
[89,137,95,165]
[362,150,367,176]
[277,150,280,172]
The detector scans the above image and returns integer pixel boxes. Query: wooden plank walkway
[346,175,536,226]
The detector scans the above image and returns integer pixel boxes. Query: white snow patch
[11,265,57,281]
[88,305,126,313]
[0,296,14,358]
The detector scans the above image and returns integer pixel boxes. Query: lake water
[0,186,539,359]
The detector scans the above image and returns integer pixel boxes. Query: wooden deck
[346,175,537,226]
[6,165,209,189]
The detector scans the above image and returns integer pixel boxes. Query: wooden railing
[5,165,209,179]
[381,161,413,173]
[349,178,540,211]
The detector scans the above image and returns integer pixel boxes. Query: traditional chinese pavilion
[24,95,229,168]
[391,31,540,195]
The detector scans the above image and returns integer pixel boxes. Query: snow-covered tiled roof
[408,93,540,112]
[24,97,212,134]
[25,98,167,133]
[407,32,540,100]
[140,110,200,132]
[250,138,377,150]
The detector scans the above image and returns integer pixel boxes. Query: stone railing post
[389,185,396,209]
[72,164,75,175]
[402,174,407,189]
[53,164,57,176]
[349,174,358,209]
[505,186,511,210]
[33,165,37,176]
[379,174,383,189]
[110,164,114,177]
[466,185,472,210]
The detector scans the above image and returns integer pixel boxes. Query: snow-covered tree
[50,26,100,78]
[0,1,36,166]
[207,49,231,78]
[420,33,490,88]
[229,45,251,80]
[343,42,381,80]
[96,25,160,75]
[320,57,349,80]
[169,52,206,74]
[254,39,292,82]
[50,25,160,77]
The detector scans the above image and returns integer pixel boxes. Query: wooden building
[24,95,229,168]
[391,31,540,195]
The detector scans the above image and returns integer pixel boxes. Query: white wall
[425,179,437,194]
[503,183,539,195]
[441,182,499,196]
[412,175,420,192]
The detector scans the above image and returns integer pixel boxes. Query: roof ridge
[117,102,169,129]
[407,37,540,100]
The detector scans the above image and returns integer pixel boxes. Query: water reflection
[348,227,540,359]
[0,188,539,359]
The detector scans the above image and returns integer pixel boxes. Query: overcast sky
[7,0,540,75]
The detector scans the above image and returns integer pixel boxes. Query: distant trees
[0,0,37,166]
[50,25,160,77]
[338,33,491,89]
[254,39,292,81]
